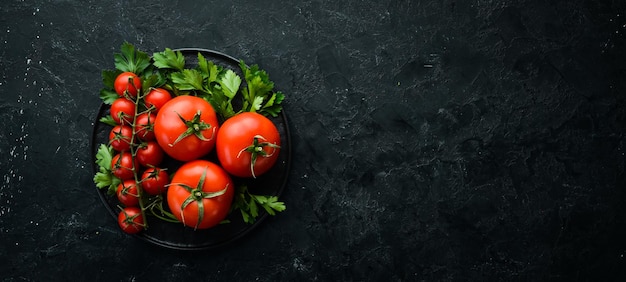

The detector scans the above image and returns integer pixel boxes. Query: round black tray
[90,48,291,251]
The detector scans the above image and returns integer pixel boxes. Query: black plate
[90,48,291,251]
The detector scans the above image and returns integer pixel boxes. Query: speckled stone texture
[1,0,626,281]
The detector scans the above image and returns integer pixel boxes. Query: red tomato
[111,152,137,180]
[141,167,169,196]
[144,88,172,113]
[135,141,164,167]
[216,112,281,178]
[134,112,156,141]
[167,160,234,229]
[109,125,133,152]
[110,98,135,125]
[116,179,140,207]
[154,96,219,162]
[114,72,141,99]
[118,207,144,234]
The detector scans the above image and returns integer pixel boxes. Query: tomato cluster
[107,71,281,234]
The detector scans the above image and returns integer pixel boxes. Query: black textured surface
[1,0,626,281]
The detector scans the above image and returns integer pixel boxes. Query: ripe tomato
[141,167,169,196]
[109,125,133,152]
[114,72,141,99]
[167,160,234,229]
[144,88,172,113]
[216,112,281,178]
[154,96,219,162]
[110,98,135,125]
[111,152,137,180]
[116,179,140,207]
[134,112,156,141]
[118,207,144,234]
[135,141,164,167]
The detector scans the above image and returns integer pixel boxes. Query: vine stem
[127,86,150,229]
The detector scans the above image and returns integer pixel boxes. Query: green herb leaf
[153,48,185,71]
[141,73,161,93]
[99,115,117,126]
[95,144,114,169]
[99,89,119,105]
[239,60,283,116]
[218,69,241,99]
[114,42,151,74]
[102,70,119,89]
[93,144,120,194]
[171,69,205,91]
[231,185,286,224]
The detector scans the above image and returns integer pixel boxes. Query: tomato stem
[172,168,228,230]
[235,135,281,178]
[128,86,150,230]
[168,111,215,147]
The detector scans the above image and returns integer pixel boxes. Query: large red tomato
[167,160,234,229]
[216,112,281,178]
[154,96,219,161]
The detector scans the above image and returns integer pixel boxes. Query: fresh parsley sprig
[239,61,285,117]
[93,144,121,195]
[115,42,151,75]
[231,185,286,224]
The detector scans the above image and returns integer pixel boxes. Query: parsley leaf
[102,70,118,89]
[93,144,120,194]
[239,61,284,117]
[99,70,121,105]
[197,53,220,82]
[99,89,118,105]
[218,69,241,99]
[99,115,117,126]
[114,42,151,75]
[231,185,286,224]
[171,69,205,91]
[153,48,186,71]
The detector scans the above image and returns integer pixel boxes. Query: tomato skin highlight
[216,112,281,178]
[114,72,141,98]
[154,96,219,162]
[144,88,172,113]
[118,207,144,234]
[110,98,135,125]
[141,167,169,196]
[167,160,234,229]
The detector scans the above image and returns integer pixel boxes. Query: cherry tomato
[135,141,164,168]
[144,88,172,113]
[118,207,144,234]
[111,152,137,180]
[116,179,140,207]
[114,72,141,99]
[216,112,281,178]
[134,112,156,141]
[141,167,169,196]
[167,160,234,229]
[109,125,133,152]
[110,98,135,125]
[154,96,219,162]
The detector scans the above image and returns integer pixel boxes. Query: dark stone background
[1,0,626,281]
